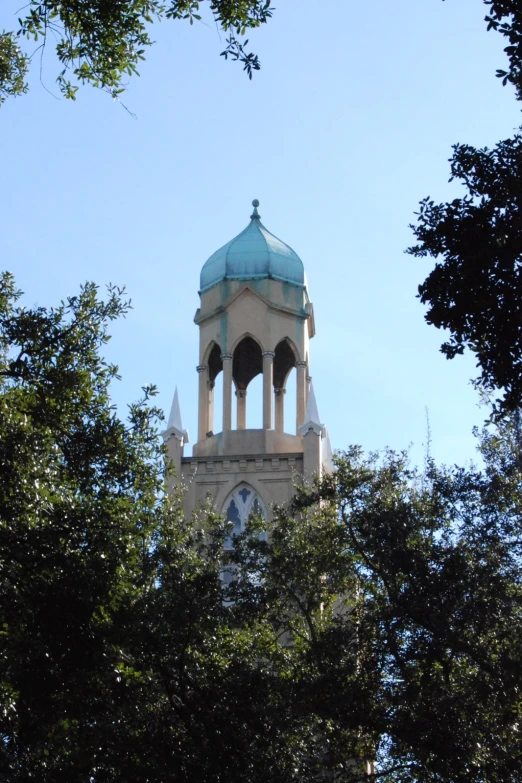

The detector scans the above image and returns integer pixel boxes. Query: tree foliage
[0,276,337,782]
[231,426,522,782]
[408,135,522,415]
[410,1,522,414]
[0,31,28,104]
[485,0,522,99]
[0,273,166,779]
[1,278,522,781]
[2,0,273,103]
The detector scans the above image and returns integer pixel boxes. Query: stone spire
[163,387,189,445]
[299,382,324,479]
[299,382,324,437]
[322,427,334,473]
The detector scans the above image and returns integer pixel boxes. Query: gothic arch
[232,334,263,391]
[215,476,268,521]
[230,331,264,355]
[202,339,220,364]
[202,341,223,383]
[274,337,298,389]
[221,482,267,550]
[282,336,301,363]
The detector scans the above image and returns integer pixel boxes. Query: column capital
[221,352,233,362]
[306,375,312,384]
[235,389,247,398]
[262,350,276,360]
[296,360,308,368]
[274,387,286,396]
[196,364,207,374]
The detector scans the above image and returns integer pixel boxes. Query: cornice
[194,283,309,326]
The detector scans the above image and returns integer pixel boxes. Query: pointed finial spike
[167,387,183,431]
[304,382,321,427]
[164,386,189,444]
[250,198,261,220]
[322,427,334,473]
[298,381,324,437]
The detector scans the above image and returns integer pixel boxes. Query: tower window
[222,483,266,550]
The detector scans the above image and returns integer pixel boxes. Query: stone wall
[180,452,304,519]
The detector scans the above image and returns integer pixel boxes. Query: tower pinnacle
[163,387,189,445]
[250,199,261,220]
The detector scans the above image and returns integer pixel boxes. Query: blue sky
[2,0,520,467]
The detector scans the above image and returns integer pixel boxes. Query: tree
[2,274,522,781]
[0,32,28,104]
[232,429,522,782]
[409,1,522,415]
[0,1,273,105]
[0,273,167,779]
[0,274,340,782]
[408,135,522,415]
[483,1,522,99]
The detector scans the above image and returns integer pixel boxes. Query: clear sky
[2,0,520,467]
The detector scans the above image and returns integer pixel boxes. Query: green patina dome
[200,201,305,292]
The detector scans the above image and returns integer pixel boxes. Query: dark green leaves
[0,274,166,781]
[484,1,522,100]
[409,3,522,416]
[2,0,273,104]
[0,31,28,103]
[408,136,522,416]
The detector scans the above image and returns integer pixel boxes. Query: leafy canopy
[408,135,522,415]
[1,276,522,781]
[409,1,522,415]
[485,0,522,99]
[0,273,162,778]
[0,0,273,104]
[0,32,28,103]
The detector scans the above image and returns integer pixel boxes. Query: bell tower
[164,200,332,521]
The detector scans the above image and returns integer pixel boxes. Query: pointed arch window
[222,483,267,550]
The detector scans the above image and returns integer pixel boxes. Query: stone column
[274,387,285,433]
[236,389,247,430]
[262,351,275,430]
[197,364,208,441]
[207,380,215,434]
[296,361,307,430]
[221,353,233,432]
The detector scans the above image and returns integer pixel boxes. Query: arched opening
[213,373,223,434]
[208,343,223,382]
[245,374,263,429]
[233,336,263,389]
[207,342,223,435]
[285,367,297,434]
[273,338,297,434]
[232,336,263,430]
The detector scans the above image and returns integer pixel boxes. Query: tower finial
[250,199,261,220]
[163,386,189,444]
[298,382,324,437]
